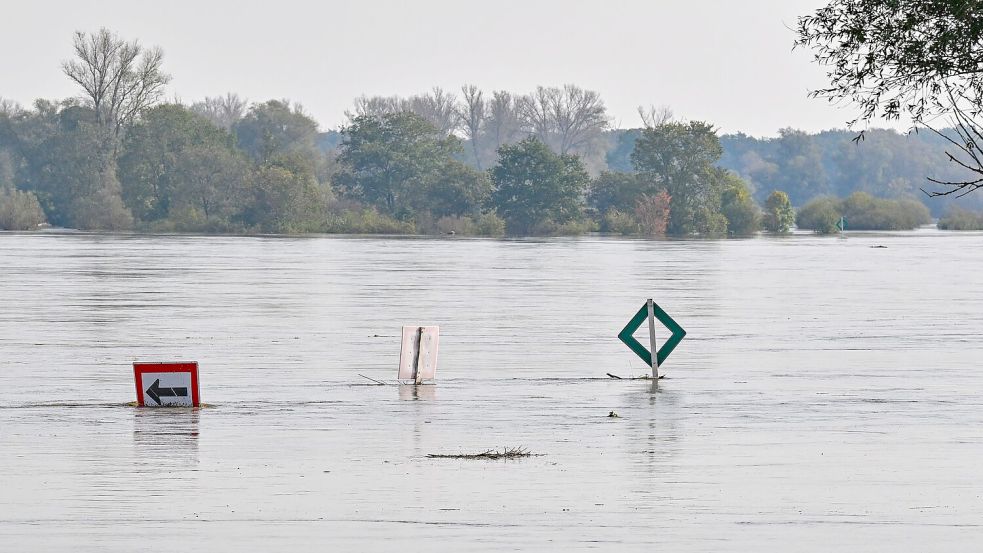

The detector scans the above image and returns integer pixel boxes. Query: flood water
[1,230,982,551]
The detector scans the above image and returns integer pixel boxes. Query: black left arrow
[145,378,189,406]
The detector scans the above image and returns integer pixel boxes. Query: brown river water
[1,230,982,551]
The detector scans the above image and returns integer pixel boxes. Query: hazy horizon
[0,0,914,137]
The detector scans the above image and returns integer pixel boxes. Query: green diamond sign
[618,299,686,375]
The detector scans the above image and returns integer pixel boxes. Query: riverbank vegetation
[938,208,983,231]
[0,28,978,235]
[796,192,932,234]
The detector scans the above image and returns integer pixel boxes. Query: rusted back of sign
[398,326,439,383]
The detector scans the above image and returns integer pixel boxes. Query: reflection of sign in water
[398,326,439,384]
[618,299,686,379]
[133,362,200,407]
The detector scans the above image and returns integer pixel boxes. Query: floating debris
[427,447,538,460]
[606,373,665,380]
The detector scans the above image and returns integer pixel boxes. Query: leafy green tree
[234,100,319,165]
[166,143,248,229]
[12,104,132,229]
[336,112,461,216]
[773,128,830,202]
[763,190,795,233]
[118,104,237,222]
[631,121,726,235]
[720,173,761,235]
[423,160,492,218]
[238,161,323,233]
[0,189,46,230]
[796,196,841,234]
[490,137,589,234]
[604,129,642,172]
[589,171,662,215]
[0,148,16,190]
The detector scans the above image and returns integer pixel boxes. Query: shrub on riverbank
[796,192,930,234]
[763,190,795,233]
[839,192,930,230]
[322,207,415,234]
[0,189,47,230]
[795,196,840,234]
[938,208,983,230]
[599,191,672,236]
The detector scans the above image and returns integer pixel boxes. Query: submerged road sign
[133,362,200,407]
[618,299,686,378]
[398,326,439,384]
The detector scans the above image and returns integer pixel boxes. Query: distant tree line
[714,128,983,216]
[2,28,982,235]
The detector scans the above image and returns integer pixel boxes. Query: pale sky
[0,0,889,137]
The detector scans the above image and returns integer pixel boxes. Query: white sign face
[140,371,194,407]
[398,326,439,383]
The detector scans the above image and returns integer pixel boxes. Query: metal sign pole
[413,326,424,385]
[646,298,658,379]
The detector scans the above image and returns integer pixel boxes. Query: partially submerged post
[398,326,439,384]
[646,298,659,379]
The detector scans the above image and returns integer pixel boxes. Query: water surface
[1,230,982,551]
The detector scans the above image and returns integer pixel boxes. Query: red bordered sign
[133,362,200,407]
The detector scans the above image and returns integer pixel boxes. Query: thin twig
[358,374,388,386]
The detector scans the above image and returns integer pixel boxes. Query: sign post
[618,299,686,378]
[133,362,200,407]
[646,298,659,378]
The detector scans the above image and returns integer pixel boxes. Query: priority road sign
[618,299,686,378]
[133,362,200,407]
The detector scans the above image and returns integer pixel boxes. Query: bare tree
[457,84,486,168]
[485,90,524,151]
[191,93,248,130]
[405,87,459,135]
[919,87,983,197]
[638,105,674,129]
[345,95,402,120]
[518,87,556,146]
[346,88,460,135]
[0,98,22,118]
[518,85,609,155]
[62,28,170,139]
